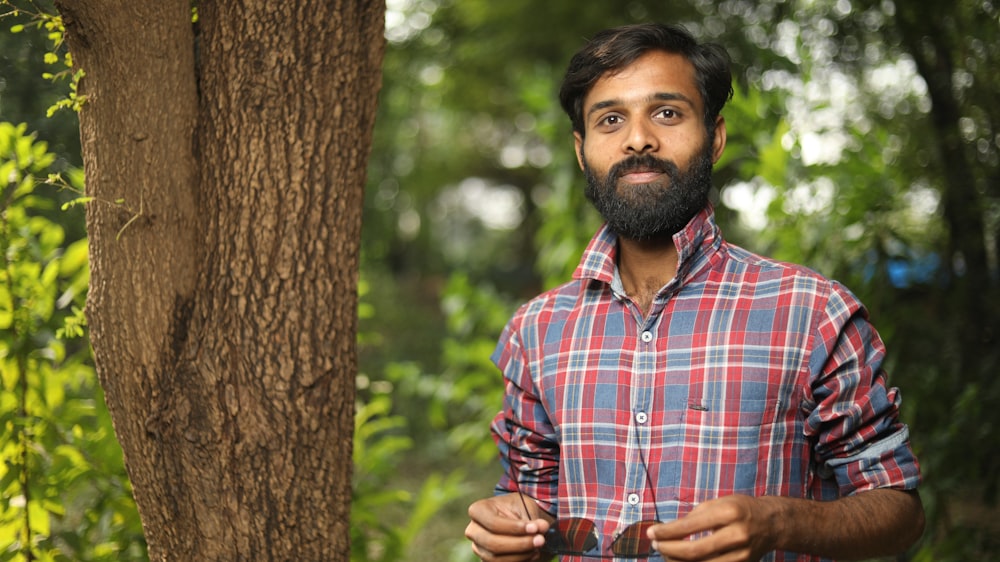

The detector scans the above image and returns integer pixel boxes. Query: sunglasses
[507,421,662,559]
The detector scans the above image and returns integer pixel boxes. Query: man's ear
[573,131,585,171]
[711,116,727,164]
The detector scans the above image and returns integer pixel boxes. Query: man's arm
[648,488,924,561]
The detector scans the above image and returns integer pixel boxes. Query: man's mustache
[609,154,679,182]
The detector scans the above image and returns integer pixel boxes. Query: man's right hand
[465,493,555,562]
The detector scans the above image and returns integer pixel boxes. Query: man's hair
[558,23,734,136]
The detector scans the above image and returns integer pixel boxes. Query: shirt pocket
[675,398,779,502]
[688,396,781,427]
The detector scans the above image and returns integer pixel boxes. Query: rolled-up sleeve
[490,318,561,515]
[805,283,921,496]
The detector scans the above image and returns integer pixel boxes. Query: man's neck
[617,236,679,315]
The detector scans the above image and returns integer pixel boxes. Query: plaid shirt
[490,206,921,561]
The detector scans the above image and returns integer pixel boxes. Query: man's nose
[623,120,658,154]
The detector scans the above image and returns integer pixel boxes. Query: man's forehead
[584,51,703,112]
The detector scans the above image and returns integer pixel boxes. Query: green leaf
[0,119,144,559]
[60,196,93,211]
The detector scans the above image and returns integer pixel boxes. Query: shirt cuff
[820,425,921,494]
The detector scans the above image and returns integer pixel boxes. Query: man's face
[574,50,726,241]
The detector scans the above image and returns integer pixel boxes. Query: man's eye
[656,109,678,119]
[600,115,623,127]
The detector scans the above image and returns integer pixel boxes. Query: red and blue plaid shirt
[490,206,921,561]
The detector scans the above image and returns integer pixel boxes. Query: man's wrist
[754,495,804,555]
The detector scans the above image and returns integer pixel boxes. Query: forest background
[1,0,998,560]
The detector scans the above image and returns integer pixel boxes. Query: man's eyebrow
[585,92,698,119]
[652,92,696,106]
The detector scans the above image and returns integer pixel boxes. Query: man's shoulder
[722,242,835,285]
[514,278,593,319]
[718,242,866,313]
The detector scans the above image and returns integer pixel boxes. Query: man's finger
[649,512,717,541]
[650,497,751,540]
[466,521,546,562]
[469,500,534,533]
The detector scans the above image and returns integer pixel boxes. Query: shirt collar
[573,203,722,290]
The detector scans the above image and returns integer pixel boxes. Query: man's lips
[618,169,665,183]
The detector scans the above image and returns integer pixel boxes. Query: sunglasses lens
[610,520,658,557]
[545,517,599,554]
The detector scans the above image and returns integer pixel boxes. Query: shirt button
[636,411,648,424]
[640,331,653,343]
[627,493,641,506]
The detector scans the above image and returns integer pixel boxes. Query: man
[465,23,923,562]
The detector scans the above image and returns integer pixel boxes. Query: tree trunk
[892,2,997,363]
[56,1,385,559]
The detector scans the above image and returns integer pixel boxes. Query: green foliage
[352,269,518,561]
[1,1,81,118]
[0,122,145,560]
[352,281,468,562]
[431,273,517,462]
[351,393,466,562]
[43,69,85,118]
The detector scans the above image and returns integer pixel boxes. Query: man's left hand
[646,495,778,562]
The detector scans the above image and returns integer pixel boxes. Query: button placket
[624,315,657,532]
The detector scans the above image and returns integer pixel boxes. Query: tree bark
[56,1,385,559]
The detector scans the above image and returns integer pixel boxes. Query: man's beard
[583,143,714,242]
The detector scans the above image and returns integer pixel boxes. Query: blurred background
[2,0,998,560]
